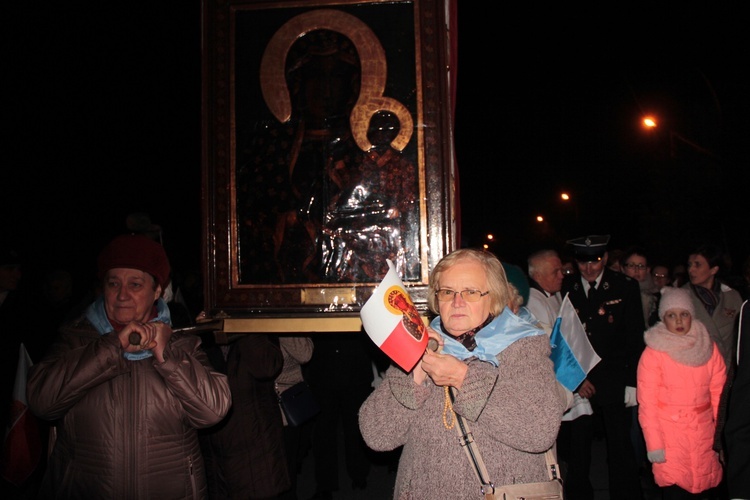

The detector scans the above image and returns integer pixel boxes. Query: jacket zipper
[189,456,197,498]
[129,367,136,497]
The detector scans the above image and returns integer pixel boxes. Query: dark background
[454,4,749,268]
[4,2,749,305]
[4,2,204,295]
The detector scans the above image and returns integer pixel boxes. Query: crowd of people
[2,227,749,499]
[0,225,381,500]
[552,237,747,500]
[558,237,747,500]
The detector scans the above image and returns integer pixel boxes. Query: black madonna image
[234,6,422,286]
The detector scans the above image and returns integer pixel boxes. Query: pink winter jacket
[637,320,726,494]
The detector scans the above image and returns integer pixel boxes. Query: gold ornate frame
[201,0,456,320]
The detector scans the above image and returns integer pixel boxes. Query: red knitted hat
[98,234,171,289]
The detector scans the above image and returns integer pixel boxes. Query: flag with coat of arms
[360,259,429,372]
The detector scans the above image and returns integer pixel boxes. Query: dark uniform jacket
[562,267,646,404]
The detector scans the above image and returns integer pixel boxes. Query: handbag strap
[544,447,561,481]
[449,388,562,497]
[450,388,496,498]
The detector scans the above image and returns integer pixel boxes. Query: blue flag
[549,293,601,391]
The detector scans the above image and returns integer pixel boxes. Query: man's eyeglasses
[624,263,647,270]
[653,273,668,278]
[435,289,489,302]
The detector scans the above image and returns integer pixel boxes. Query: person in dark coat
[1,244,30,434]
[0,243,48,498]
[199,333,290,499]
[724,300,750,499]
[304,333,375,499]
[559,235,646,500]
[26,234,232,499]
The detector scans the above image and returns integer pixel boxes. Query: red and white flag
[360,260,428,372]
[1,343,41,486]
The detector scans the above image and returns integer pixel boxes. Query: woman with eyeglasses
[651,264,672,289]
[358,248,566,498]
[621,246,661,327]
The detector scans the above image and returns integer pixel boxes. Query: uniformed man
[559,235,646,500]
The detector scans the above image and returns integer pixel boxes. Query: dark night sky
[4,2,749,292]
[454,3,749,266]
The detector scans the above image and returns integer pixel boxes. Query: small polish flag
[360,260,428,372]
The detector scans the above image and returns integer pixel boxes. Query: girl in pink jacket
[637,287,726,499]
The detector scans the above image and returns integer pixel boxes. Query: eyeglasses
[653,273,668,278]
[435,289,489,302]
[624,263,647,270]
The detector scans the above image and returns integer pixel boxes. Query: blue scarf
[86,295,172,360]
[430,306,544,366]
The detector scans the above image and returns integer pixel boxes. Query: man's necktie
[588,281,597,299]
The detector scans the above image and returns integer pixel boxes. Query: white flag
[549,294,601,391]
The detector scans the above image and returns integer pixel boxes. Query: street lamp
[483,233,494,251]
[559,191,579,232]
[639,112,728,253]
[641,115,720,160]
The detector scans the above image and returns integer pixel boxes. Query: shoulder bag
[277,381,321,427]
[449,387,564,499]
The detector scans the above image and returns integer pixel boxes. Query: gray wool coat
[359,334,565,499]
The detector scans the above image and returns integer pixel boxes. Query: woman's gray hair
[427,248,513,316]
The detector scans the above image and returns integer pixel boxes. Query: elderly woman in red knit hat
[27,234,231,499]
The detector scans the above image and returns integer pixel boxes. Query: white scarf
[643,318,713,366]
